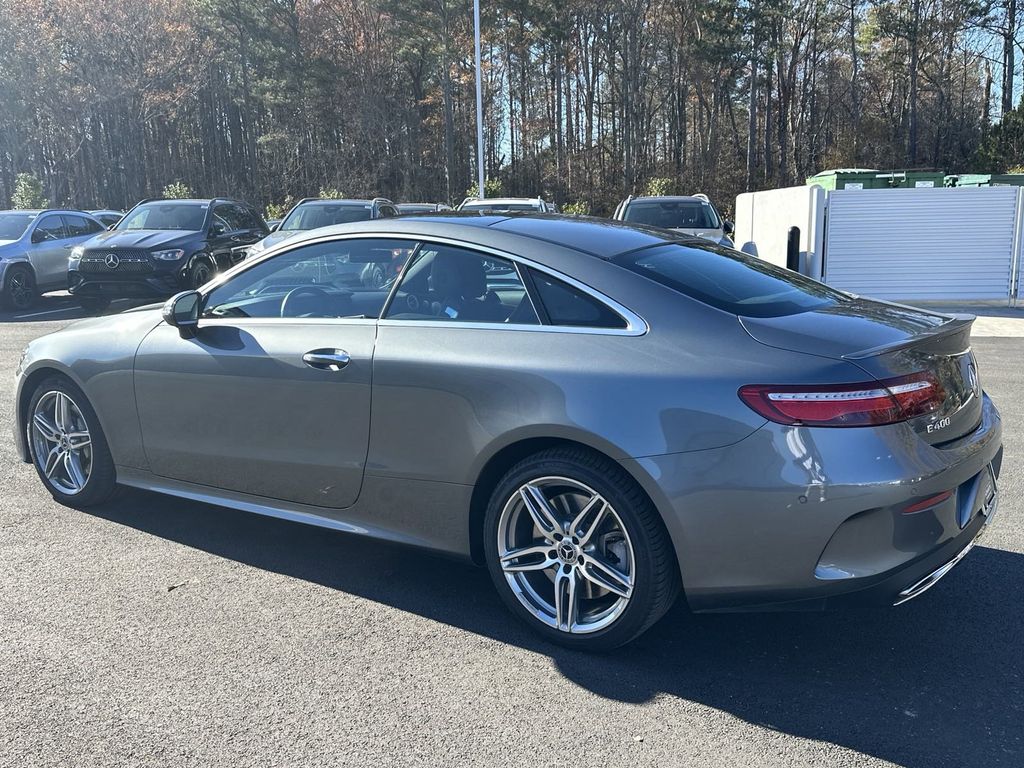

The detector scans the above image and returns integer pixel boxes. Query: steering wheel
[280,285,332,318]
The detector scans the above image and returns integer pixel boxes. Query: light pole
[474,0,485,199]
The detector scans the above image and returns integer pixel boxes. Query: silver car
[0,209,106,310]
[13,215,1002,649]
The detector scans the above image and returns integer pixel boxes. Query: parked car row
[0,190,731,312]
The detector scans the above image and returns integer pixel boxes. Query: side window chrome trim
[199,230,648,336]
[376,319,640,336]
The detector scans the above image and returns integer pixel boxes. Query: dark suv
[68,198,268,311]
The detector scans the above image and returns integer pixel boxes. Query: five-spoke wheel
[485,446,679,649]
[498,477,635,634]
[30,390,93,495]
[27,377,117,507]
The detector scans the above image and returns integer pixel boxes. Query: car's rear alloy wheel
[27,377,117,507]
[484,447,679,649]
[499,476,635,632]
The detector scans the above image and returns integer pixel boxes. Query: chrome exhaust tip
[893,533,983,606]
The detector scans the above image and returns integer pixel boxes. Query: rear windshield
[613,243,847,318]
[623,200,720,230]
[0,212,36,239]
[281,203,373,231]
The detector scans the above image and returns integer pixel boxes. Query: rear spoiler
[841,314,975,361]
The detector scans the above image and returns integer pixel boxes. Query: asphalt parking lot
[0,308,1021,768]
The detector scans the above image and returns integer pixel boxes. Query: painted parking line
[11,306,80,319]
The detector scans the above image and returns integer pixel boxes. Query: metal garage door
[824,187,1022,302]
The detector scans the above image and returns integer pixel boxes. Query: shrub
[464,177,503,200]
[265,195,294,221]
[162,181,193,199]
[562,200,590,215]
[11,173,47,209]
[644,177,675,196]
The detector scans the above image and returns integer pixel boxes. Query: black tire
[77,296,111,314]
[187,258,215,289]
[26,375,118,508]
[1,264,37,311]
[483,446,680,650]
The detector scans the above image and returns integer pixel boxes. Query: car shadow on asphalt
[86,488,1021,768]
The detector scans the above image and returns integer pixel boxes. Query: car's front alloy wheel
[27,377,117,507]
[484,447,679,649]
[30,389,94,495]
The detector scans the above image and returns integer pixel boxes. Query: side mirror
[162,290,201,338]
[106,224,116,231]
[269,222,280,232]
[31,230,46,244]
[209,223,226,238]
[723,220,735,236]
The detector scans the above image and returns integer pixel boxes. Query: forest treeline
[1,0,1024,217]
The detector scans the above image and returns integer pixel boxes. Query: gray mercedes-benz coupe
[13,215,1002,649]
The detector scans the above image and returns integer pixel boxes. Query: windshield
[613,242,848,318]
[0,212,37,240]
[461,201,539,212]
[118,203,207,231]
[281,203,372,231]
[623,200,721,230]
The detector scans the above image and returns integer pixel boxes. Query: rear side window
[63,214,103,236]
[613,243,846,318]
[528,269,626,329]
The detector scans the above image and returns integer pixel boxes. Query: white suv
[613,194,733,246]
[457,197,556,214]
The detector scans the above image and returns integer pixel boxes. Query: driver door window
[211,204,244,235]
[33,215,66,242]
[203,238,414,320]
[383,244,539,325]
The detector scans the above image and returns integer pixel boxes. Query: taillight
[738,373,945,427]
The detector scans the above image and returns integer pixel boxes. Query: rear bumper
[623,393,1003,612]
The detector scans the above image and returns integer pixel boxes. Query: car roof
[278,213,684,260]
[462,198,541,205]
[626,196,709,203]
[298,199,373,206]
[0,208,98,216]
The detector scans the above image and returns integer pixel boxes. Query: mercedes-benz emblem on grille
[104,253,120,269]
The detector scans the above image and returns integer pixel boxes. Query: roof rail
[692,193,710,202]
[371,197,394,205]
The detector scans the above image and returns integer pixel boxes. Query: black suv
[68,198,268,311]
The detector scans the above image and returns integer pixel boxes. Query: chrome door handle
[302,349,350,371]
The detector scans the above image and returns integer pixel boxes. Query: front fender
[13,310,164,470]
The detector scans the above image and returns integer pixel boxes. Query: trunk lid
[739,298,982,445]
